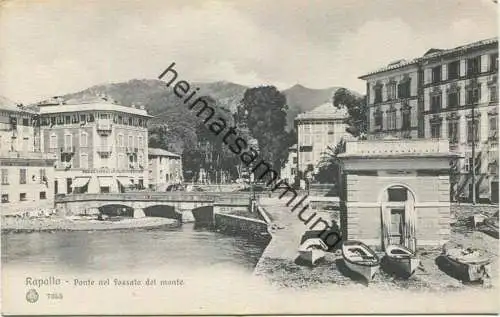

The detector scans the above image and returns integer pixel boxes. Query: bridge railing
[55,192,254,204]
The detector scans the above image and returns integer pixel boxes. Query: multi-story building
[148,147,183,191]
[359,37,499,203]
[280,144,297,185]
[1,102,56,215]
[37,96,152,194]
[358,59,421,139]
[295,103,349,179]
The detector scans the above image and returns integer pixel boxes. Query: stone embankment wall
[214,213,270,240]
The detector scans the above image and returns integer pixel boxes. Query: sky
[0,0,498,103]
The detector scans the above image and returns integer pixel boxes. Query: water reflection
[2,223,269,274]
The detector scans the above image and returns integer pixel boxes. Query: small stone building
[338,138,457,251]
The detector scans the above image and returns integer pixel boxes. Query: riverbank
[255,202,499,291]
[1,215,178,233]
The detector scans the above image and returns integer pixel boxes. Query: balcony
[60,146,75,154]
[126,147,138,154]
[96,120,112,134]
[96,145,113,154]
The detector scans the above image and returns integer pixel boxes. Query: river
[1,223,269,275]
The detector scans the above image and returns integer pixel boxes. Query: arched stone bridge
[55,192,252,223]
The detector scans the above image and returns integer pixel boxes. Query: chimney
[139,105,145,110]
[131,104,136,108]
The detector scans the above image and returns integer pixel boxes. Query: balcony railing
[61,146,75,153]
[96,120,112,134]
[96,145,113,154]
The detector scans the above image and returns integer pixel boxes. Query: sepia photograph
[0,0,499,315]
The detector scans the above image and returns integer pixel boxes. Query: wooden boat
[384,245,420,278]
[342,240,380,282]
[443,247,492,282]
[482,211,499,238]
[298,238,328,265]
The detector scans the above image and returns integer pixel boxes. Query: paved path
[254,197,313,273]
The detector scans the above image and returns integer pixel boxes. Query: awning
[116,176,131,187]
[98,177,114,187]
[71,177,90,188]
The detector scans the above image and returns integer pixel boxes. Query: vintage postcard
[1,0,499,315]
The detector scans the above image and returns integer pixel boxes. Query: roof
[148,148,181,158]
[295,103,348,121]
[359,37,498,79]
[38,102,151,117]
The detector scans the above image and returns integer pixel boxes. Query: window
[467,56,481,75]
[401,107,411,130]
[387,108,397,130]
[118,116,123,124]
[128,135,134,147]
[118,134,124,147]
[397,80,411,98]
[56,116,63,125]
[118,154,126,169]
[431,94,442,112]
[430,121,442,138]
[490,53,498,72]
[466,85,481,104]
[448,61,460,80]
[467,119,480,144]
[22,118,29,126]
[432,66,442,83]
[128,117,133,125]
[88,114,95,122]
[1,169,8,185]
[138,136,144,149]
[39,169,46,184]
[64,134,72,149]
[65,116,71,124]
[49,134,57,150]
[40,192,46,200]
[20,193,27,201]
[490,86,497,102]
[67,178,73,194]
[80,132,88,147]
[80,153,89,169]
[489,116,498,141]
[19,168,27,184]
[448,120,459,144]
[448,91,459,108]
[80,114,86,122]
[387,83,397,101]
[292,157,298,164]
[374,108,383,129]
[374,86,383,103]
[1,194,8,203]
[72,115,78,124]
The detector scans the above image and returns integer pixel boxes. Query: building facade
[359,59,421,139]
[295,103,349,179]
[1,102,56,215]
[37,97,151,194]
[148,147,183,191]
[359,38,499,203]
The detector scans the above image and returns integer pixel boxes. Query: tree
[241,86,291,175]
[316,138,346,188]
[333,88,368,138]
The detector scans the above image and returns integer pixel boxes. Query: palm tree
[316,138,347,188]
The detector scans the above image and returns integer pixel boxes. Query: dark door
[491,181,499,204]
[66,178,72,194]
[390,209,405,245]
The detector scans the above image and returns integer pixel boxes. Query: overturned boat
[442,247,492,282]
[342,240,380,282]
[298,238,328,265]
[384,245,420,278]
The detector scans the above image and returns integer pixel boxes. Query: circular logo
[26,289,39,303]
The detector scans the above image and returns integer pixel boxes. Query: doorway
[381,185,416,251]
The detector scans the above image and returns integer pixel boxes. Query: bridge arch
[143,204,181,220]
[98,204,134,217]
